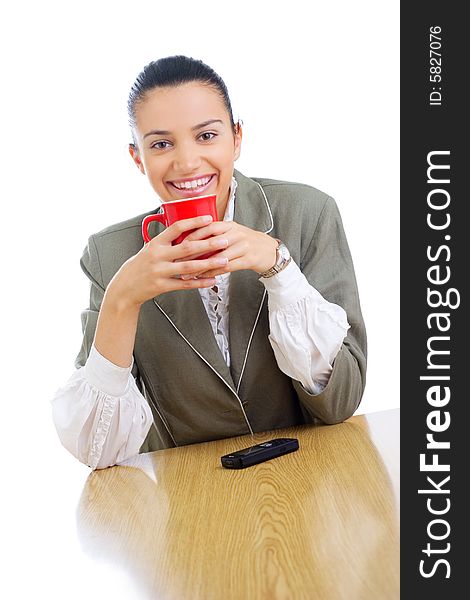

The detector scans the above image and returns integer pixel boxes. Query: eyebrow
[143,119,224,139]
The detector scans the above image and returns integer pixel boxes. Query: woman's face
[130,82,242,216]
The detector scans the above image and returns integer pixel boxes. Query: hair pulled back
[128,55,236,140]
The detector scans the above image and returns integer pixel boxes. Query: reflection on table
[77,409,399,599]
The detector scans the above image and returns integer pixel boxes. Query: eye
[198,131,217,142]
[150,140,172,150]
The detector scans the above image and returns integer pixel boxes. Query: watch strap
[259,239,292,278]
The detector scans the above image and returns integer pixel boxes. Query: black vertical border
[401,3,466,597]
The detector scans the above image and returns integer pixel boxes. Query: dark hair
[128,55,236,142]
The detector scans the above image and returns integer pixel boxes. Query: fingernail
[214,257,228,265]
[214,238,228,247]
[202,215,213,223]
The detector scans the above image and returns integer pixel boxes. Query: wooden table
[76,409,399,599]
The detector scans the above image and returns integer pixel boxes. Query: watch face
[278,243,290,262]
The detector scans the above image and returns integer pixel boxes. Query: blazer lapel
[229,170,274,392]
[154,289,236,391]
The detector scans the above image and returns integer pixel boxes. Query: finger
[184,221,232,241]
[192,266,228,278]
[173,249,222,263]
[169,235,229,261]
[193,252,249,278]
[173,230,242,262]
[169,276,218,290]
[167,255,229,278]
[183,240,248,278]
[193,267,227,279]
[154,215,214,244]
[199,240,246,265]
[194,264,237,279]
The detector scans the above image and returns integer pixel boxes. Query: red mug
[141,194,218,259]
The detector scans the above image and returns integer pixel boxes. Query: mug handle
[142,211,167,243]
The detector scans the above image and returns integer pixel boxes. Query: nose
[172,140,202,174]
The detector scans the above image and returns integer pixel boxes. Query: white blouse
[51,181,350,469]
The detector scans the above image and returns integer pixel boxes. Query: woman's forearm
[93,289,142,368]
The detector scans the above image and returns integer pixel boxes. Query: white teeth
[172,176,211,189]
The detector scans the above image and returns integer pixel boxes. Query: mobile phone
[220,438,299,469]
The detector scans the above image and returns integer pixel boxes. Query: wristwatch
[258,239,292,278]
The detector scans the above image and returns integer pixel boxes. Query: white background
[1,1,398,596]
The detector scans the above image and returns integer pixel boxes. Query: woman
[52,56,367,469]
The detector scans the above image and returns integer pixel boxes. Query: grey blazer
[76,169,367,452]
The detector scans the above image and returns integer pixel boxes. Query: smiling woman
[50,55,367,470]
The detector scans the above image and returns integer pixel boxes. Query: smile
[169,174,214,192]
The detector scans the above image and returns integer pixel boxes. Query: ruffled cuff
[87,392,117,469]
[84,345,134,397]
[261,261,349,332]
[260,260,312,310]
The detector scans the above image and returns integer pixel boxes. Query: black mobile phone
[220,438,299,469]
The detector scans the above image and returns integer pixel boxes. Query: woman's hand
[105,215,230,309]
[180,221,278,279]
